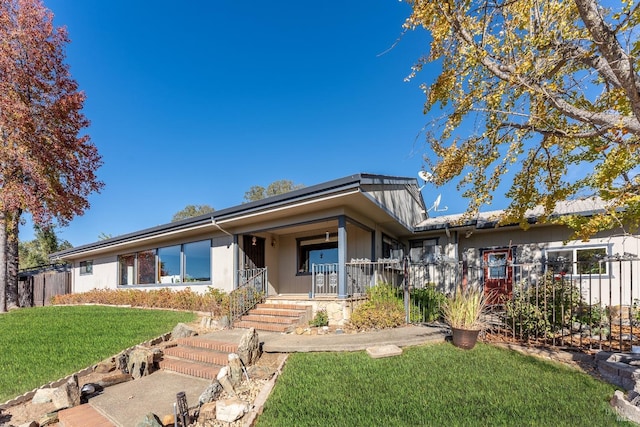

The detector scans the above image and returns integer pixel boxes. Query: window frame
[409,238,440,263]
[545,245,610,276]
[297,234,339,275]
[79,260,93,275]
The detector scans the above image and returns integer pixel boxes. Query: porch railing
[311,259,405,297]
[229,267,268,322]
[311,263,339,297]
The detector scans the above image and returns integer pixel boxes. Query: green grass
[0,305,195,402]
[258,343,631,427]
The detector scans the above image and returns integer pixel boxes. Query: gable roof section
[51,173,426,260]
[414,197,608,232]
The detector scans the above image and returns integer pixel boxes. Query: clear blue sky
[21,0,478,246]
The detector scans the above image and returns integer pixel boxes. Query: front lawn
[258,343,631,426]
[0,305,195,402]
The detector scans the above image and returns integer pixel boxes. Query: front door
[482,248,513,304]
[243,235,265,270]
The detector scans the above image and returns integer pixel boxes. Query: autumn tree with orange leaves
[0,0,103,311]
[404,0,640,239]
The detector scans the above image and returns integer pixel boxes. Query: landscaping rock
[127,347,155,379]
[198,401,217,422]
[611,390,640,425]
[161,413,175,426]
[228,353,244,386]
[52,374,80,410]
[217,367,236,396]
[172,322,198,339]
[216,397,249,422]
[366,344,403,359]
[95,356,116,373]
[32,387,55,404]
[136,412,163,427]
[39,412,59,426]
[237,327,261,366]
[18,421,38,427]
[198,380,223,405]
[97,372,132,388]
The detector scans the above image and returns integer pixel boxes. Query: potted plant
[442,285,487,349]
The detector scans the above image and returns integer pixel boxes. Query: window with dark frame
[79,260,93,275]
[297,235,338,274]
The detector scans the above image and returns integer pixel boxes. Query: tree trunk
[0,212,7,312]
[6,211,19,309]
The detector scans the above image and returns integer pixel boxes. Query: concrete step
[175,337,239,353]
[58,403,115,427]
[158,358,221,380]
[256,303,309,311]
[164,346,229,365]
[250,307,310,317]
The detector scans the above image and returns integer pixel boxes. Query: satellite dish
[418,170,433,183]
[427,193,448,213]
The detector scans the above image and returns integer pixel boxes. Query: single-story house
[51,173,640,324]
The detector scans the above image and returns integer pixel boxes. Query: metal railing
[229,267,268,322]
[311,263,339,297]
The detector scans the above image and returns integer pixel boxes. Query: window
[382,234,403,259]
[410,239,440,263]
[79,260,93,275]
[546,246,608,276]
[184,240,211,282]
[298,235,338,274]
[117,239,212,285]
[486,253,508,279]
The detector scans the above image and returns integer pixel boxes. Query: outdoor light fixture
[325,231,330,242]
[252,236,257,246]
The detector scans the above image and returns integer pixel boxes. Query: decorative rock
[237,327,261,366]
[218,374,236,397]
[95,357,116,373]
[32,387,55,404]
[161,413,175,426]
[366,345,403,359]
[199,380,223,405]
[611,390,640,425]
[136,412,163,427]
[127,347,155,379]
[216,397,249,422]
[228,353,244,386]
[118,352,129,373]
[198,401,217,421]
[97,372,133,388]
[172,322,198,339]
[39,411,59,426]
[52,374,80,409]
[18,421,38,427]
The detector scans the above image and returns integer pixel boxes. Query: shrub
[309,309,329,327]
[407,285,446,323]
[350,283,406,330]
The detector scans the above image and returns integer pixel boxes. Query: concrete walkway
[63,324,448,427]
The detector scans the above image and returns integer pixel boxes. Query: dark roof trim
[51,173,419,259]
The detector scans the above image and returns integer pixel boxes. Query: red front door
[483,248,513,304]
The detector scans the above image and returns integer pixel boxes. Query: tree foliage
[243,180,305,203]
[0,0,103,310]
[19,225,72,270]
[171,204,214,222]
[404,0,640,239]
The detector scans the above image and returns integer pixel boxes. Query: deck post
[338,216,347,299]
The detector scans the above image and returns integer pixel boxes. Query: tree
[243,180,305,203]
[0,0,103,311]
[171,204,214,222]
[404,0,640,239]
[19,225,72,270]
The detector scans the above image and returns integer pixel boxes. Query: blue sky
[21,0,479,246]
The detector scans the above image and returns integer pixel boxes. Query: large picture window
[117,239,212,285]
[409,239,440,263]
[546,246,608,276]
[298,235,338,274]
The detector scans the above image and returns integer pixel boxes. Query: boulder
[237,327,261,366]
[228,353,244,386]
[199,380,223,405]
[136,412,163,427]
[171,322,198,339]
[198,401,217,422]
[216,367,236,397]
[127,347,155,379]
[161,413,175,426]
[97,372,132,388]
[39,412,59,426]
[95,356,116,373]
[32,387,55,404]
[18,421,38,427]
[52,374,80,410]
[216,397,249,422]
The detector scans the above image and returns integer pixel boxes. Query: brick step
[158,358,221,380]
[58,403,115,427]
[164,346,229,365]
[257,303,309,311]
[250,307,308,317]
[240,314,302,324]
[234,320,293,332]
[175,337,239,353]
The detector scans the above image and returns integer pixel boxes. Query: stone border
[0,332,171,410]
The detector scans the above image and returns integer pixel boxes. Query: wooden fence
[18,266,71,307]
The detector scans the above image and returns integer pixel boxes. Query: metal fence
[229,267,268,321]
[313,255,640,351]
